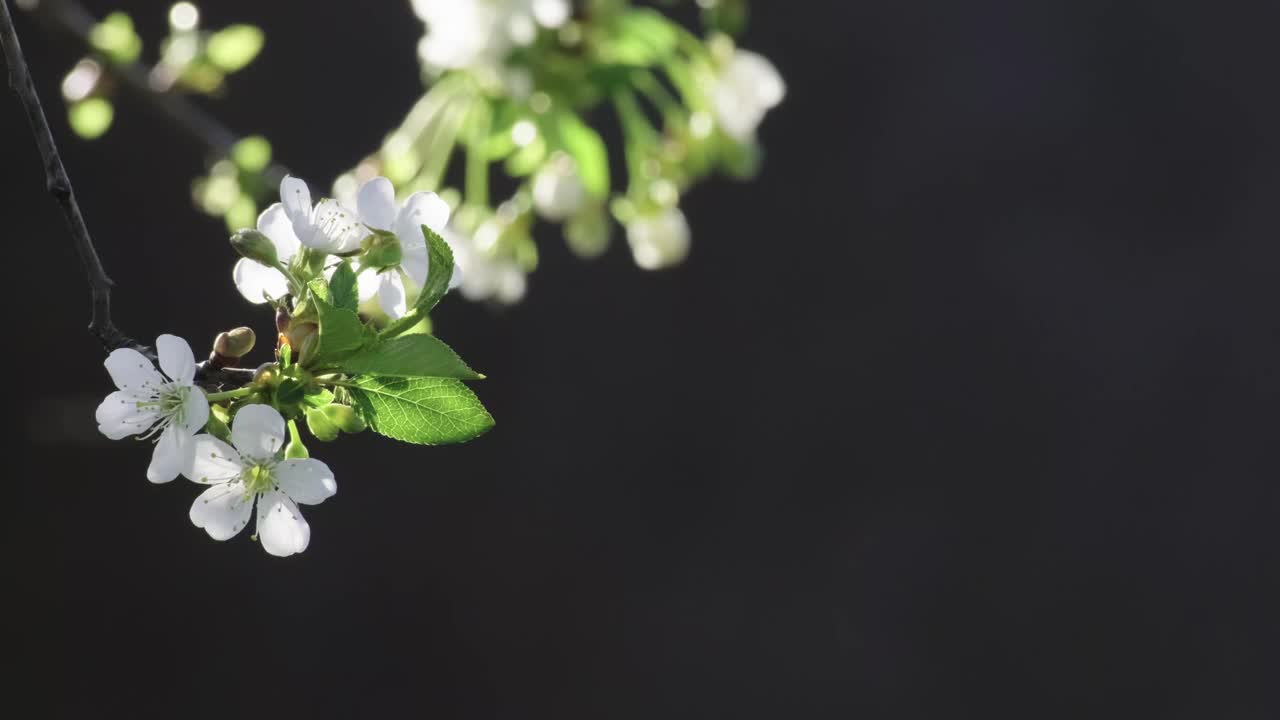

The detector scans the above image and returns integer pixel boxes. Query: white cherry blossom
[353,176,451,319]
[232,203,301,304]
[532,154,587,221]
[95,335,209,483]
[711,49,786,142]
[626,207,691,270]
[443,222,527,305]
[278,175,366,255]
[412,0,570,71]
[184,404,336,557]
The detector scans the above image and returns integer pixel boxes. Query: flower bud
[320,404,367,434]
[213,327,256,359]
[274,307,291,335]
[252,362,280,388]
[565,205,611,258]
[230,229,278,266]
[305,406,339,442]
[626,207,691,270]
[360,229,403,270]
[532,154,586,221]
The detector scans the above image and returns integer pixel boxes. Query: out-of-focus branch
[21,0,287,185]
[0,0,145,353]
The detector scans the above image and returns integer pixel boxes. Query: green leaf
[347,376,494,445]
[341,334,482,380]
[68,98,113,139]
[302,387,335,409]
[206,25,264,73]
[328,262,359,312]
[205,405,232,443]
[556,112,610,199]
[311,294,366,366]
[379,225,454,338]
[308,278,331,304]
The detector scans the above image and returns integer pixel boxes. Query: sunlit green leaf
[328,262,359,313]
[341,334,482,380]
[348,376,494,445]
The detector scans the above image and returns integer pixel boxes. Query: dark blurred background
[6,1,1279,717]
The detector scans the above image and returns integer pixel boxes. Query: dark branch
[23,0,287,185]
[0,0,145,354]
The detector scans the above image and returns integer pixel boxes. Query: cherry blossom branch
[0,0,144,353]
[20,0,287,185]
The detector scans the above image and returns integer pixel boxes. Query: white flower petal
[532,0,570,28]
[104,348,164,395]
[190,480,253,541]
[95,390,160,440]
[257,202,302,263]
[394,191,450,243]
[307,199,365,253]
[256,488,310,557]
[400,244,429,288]
[357,176,399,231]
[230,404,287,461]
[356,263,380,301]
[233,258,291,304]
[156,334,197,385]
[280,175,312,228]
[174,388,210,437]
[377,271,408,319]
[274,459,336,505]
[186,435,243,483]
[148,424,193,484]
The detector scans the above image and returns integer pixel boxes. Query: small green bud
[204,406,232,443]
[251,362,280,389]
[305,406,339,442]
[213,327,256,359]
[230,228,278,266]
[360,229,403,269]
[320,403,366,434]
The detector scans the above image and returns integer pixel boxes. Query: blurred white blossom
[626,207,691,270]
[711,49,786,141]
[532,154,587,221]
[412,0,570,71]
[443,222,528,304]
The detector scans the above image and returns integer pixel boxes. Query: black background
[5,1,1279,717]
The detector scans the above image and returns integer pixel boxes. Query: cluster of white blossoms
[236,174,453,321]
[710,48,786,143]
[96,336,335,557]
[411,0,570,72]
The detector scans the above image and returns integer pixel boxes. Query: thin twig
[0,0,145,353]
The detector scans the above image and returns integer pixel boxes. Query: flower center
[242,463,276,495]
[136,383,190,433]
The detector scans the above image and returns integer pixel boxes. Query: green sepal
[205,404,233,443]
[285,419,310,458]
[304,406,340,442]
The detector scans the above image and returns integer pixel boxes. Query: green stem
[612,90,657,195]
[204,386,255,403]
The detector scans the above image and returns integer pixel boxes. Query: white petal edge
[190,481,253,541]
[357,176,398,231]
[104,348,164,395]
[394,191,451,244]
[185,434,242,484]
[156,334,197,385]
[274,459,337,505]
[233,258,291,304]
[256,489,310,557]
[148,424,193,484]
[377,271,408,319]
[95,390,160,440]
[280,175,313,228]
[400,244,429,288]
[230,404,287,462]
[257,202,302,263]
[174,386,210,437]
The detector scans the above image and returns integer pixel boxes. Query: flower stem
[204,386,255,403]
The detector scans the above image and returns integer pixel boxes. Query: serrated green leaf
[311,295,366,366]
[347,376,493,445]
[206,25,264,73]
[308,278,331,304]
[380,225,454,338]
[556,112,610,199]
[328,261,359,312]
[341,334,482,380]
[302,387,335,408]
